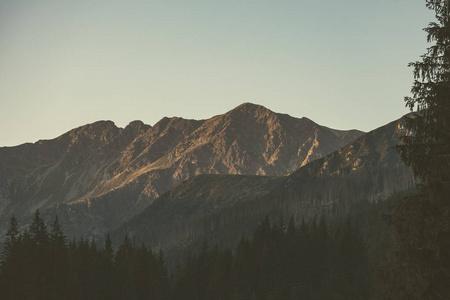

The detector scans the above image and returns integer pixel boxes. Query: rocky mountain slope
[0,103,363,238]
[116,116,415,259]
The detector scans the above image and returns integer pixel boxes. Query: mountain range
[0,103,413,251]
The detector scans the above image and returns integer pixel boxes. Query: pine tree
[377,1,450,299]
[103,233,114,264]
[0,216,22,299]
[314,215,331,296]
[49,216,68,300]
[98,233,115,300]
[155,248,170,300]
[397,0,450,184]
[232,236,252,298]
[114,234,137,300]
[29,210,51,299]
[0,215,20,267]
[5,215,20,244]
[334,217,370,300]
[29,209,49,246]
[50,216,66,247]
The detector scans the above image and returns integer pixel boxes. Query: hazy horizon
[0,0,434,147]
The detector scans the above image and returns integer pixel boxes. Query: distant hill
[0,103,363,239]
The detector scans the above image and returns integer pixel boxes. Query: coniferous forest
[0,210,376,300]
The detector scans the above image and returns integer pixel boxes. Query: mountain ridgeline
[0,103,366,240]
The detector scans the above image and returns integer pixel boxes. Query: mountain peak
[127,120,145,127]
[65,120,118,137]
[125,120,151,134]
[235,102,265,109]
[232,102,271,113]
[224,103,277,121]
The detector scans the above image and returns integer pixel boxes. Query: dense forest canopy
[0,210,376,300]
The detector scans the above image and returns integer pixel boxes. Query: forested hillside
[1,203,397,300]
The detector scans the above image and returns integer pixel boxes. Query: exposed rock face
[171,103,362,177]
[0,103,364,238]
[117,117,415,259]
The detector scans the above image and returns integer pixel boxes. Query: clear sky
[0,0,435,147]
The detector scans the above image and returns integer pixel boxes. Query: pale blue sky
[0,0,434,146]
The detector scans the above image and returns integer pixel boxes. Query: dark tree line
[0,210,170,300]
[172,216,370,300]
[0,212,371,300]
